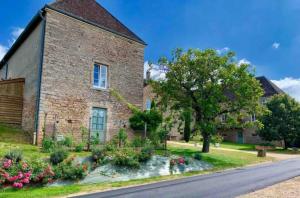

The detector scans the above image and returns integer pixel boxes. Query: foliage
[153,48,264,152]
[182,108,192,142]
[42,138,55,153]
[138,146,154,162]
[4,150,23,163]
[193,152,202,160]
[258,94,300,149]
[211,134,224,144]
[117,128,128,147]
[50,148,69,165]
[0,157,55,189]
[63,136,73,148]
[53,157,88,181]
[131,136,144,147]
[90,133,100,146]
[91,147,106,164]
[74,144,85,152]
[112,149,140,169]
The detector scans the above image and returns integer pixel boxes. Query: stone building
[0,0,146,145]
[144,76,284,144]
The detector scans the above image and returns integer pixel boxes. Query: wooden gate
[0,78,24,125]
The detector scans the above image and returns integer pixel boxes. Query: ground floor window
[91,107,107,142]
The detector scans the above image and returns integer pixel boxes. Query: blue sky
[1,0,300,100]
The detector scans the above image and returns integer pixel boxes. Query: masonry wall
[37,9,145,144]
[1,22,43,133]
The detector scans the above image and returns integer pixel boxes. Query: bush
[53,157,88,181]
[50,148,69,165]
[131,136,143,147]
[138,146,154,162]
[117,128,128,147]
[91,147,106,164]
[211,134,224,144]
[75,144,84,152]
[193,152,202,161]
[4,150,23,163]
[63,136,73,148]
[113,149,140,169]
[42,138,55,152]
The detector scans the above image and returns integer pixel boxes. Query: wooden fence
[0,78,24,125]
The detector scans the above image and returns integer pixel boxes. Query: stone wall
[37,9,145,144]
[0,22,43,133]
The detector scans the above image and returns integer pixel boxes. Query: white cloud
[216,47,230,55]
[0,45,8,60]
[8,27,24,46]
[238,58,251,66]
[0,27,24,60]
[272,42,280,49]
[272,77,300,101]
[144,61,166,80]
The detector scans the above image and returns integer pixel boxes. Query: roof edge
[0,11,44,69]
[45,5,147,46]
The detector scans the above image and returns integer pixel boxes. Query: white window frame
[251,114,256,122]
[146,99,152,110]
[93,64,108,89]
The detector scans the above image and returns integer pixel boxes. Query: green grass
[0,124,30,144]
[183,140,256,151]
[0,142,272,198]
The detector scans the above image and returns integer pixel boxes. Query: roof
[0,0,145,68]
[47,0,146,45]
[256,76,284,97]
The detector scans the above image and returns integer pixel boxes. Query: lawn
[0,125,272,198]
[0,142,272,198]
[0,124,30,144]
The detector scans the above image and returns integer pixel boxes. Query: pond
[50,155,212,186]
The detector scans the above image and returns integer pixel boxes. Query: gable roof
[47,0,146,45]
[256,76,284,97]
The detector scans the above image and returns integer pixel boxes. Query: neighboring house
[0,0,146,145]
[219,76,284,144]
[143,76,284,144]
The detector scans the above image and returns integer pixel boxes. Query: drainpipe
[34,10,46,145]
[5,62,8,80]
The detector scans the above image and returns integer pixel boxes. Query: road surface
[74,158,300,198]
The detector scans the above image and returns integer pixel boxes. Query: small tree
[153,49,264,153]
[258,94,300,149]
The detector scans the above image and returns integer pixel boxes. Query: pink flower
[2,172,10,179]
[8,176,19,182]
[18,172,24,179]
[178,157,185,165]
[13,182,23,189]
[21,178,30,184]
[3,159,12,169]
[22,163,28,169]
[24,172,31,178]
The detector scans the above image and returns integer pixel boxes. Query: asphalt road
[74,158,300,198]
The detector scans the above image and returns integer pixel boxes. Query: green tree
[153,49,264,153]
[258,94,300,149]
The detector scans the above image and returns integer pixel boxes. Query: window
[220,114,227,122]
[146,99,152,110]
[251,114,256,122]
[93,64,108,89]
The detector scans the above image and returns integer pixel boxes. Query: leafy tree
[182,107,192,142]
[152,49,264,152]
[258,94,300,149]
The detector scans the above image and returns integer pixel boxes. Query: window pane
[94,65,99,86]
[146,99,151,110]
[100,65,107,88]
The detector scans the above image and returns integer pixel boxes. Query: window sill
[92,86,109,92]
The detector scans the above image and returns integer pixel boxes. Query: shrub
[193,152,202,161]
[75,143,85,152]
[117,128,128,147]
[91,133,100,146]
[211,134,224,144]
[91,147,106,164]
[50,148,69,165]
[53,157,88,181]
[131,136,143,147]
[4,150,23,163]
[42,138,55,152]
[63,136,73,148]
[138,146,154,162]
[113,149,140,169]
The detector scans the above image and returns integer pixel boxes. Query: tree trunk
[202,133,210,153]
[283,139,288,150]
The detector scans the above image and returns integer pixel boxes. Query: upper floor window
[93,64,108,89]
[146,99,152,110]
[251,114,256,122]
